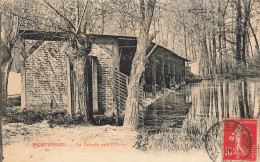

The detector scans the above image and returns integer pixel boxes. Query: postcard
[0,0,259,161]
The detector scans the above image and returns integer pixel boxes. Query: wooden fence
[113,69,145,121]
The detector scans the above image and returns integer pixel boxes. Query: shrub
[92,113,117,126]
[4,109,47,125]
[4,108,123,127]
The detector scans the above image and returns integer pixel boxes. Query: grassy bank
[135,117,208,153]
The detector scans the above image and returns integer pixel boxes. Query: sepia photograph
[0,0,259,161]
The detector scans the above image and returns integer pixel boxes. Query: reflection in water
[141,78,260,131]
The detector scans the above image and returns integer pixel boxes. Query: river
[140,78,260,132]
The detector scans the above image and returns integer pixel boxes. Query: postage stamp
[223,119,258,161]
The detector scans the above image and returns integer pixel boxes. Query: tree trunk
[212,27,217,74]
[208,31,212,75]
[101,10,105,34]
[71,55,92,121]
[183,24,188,59]
[1,59,13,114]
[249,21,260,57]
[123,0,156,129]
[218,24,223,74]
[222,17,228,73]
[235,0,242,64]
[0,12,3,162]
[21,61,26,108]
[200,22,209,77]
[124,32,147,129]
[218,2,223,74]
[241,0,251,64]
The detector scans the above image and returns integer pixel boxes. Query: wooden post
[152,57,156,98]
[117,70,121,125]
[91,57,98,112]
[183,61,186,82]
[177,62,180,84]
[172,62,176,87]
[180,62,182,83]
[168,63,171,89]
[21,61,26,108]
[21,38,27,109]
[66,57,72,116]
[161,57,165,93]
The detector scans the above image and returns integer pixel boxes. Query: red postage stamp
[223,119,258,161]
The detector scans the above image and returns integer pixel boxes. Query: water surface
[141,78,260,132]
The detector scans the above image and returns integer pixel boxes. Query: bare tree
[124,0,157,129]
[0,0,22,113]
[43,0,93,120]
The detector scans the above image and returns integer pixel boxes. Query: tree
[0,0,22,114]
[241,0,252,64]
[235,0,242,64]
[0,10,3,162]
[123,0,157,129]
[43,0,93,121]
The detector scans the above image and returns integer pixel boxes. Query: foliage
[134,130,149,151]
[7,96,21,107]
[92,114,117,126]
[135,126,205,152]
[4,108,47,125]
[3,108,126,127]
[3,108,92,126]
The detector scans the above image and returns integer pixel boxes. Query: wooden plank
[114,83,127,89]
[114,94,127,100]
[161,58,165,92]
[114,85,127,91]
[92,58,98,112]
[118,92,127,98]
[96,44,113,57]
[152,57,156,98]
[114,74,128,81]
[114,78,127,84]
[114,73,129,79]
[27,39,45,57]
[114,74,127,80]
[146,44,158,59]
[20,64,26,108]
[114,82,126,87]
[66,57,72,116]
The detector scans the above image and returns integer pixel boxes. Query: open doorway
[7,71,21,108]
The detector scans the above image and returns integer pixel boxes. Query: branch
[146,44,158,59]
[42,0,76,33]
[148,30,159,45]
[76,1,88,34]
[222,0,230,16]
[140,0,145,23]
[0,8,70,33]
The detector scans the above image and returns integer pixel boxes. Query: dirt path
[2,121,210,162]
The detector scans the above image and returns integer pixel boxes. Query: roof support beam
[96,44,113,57]
[26,39,45,58]
[146,44,158,59]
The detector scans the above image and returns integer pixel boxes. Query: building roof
[19,30,189,62]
